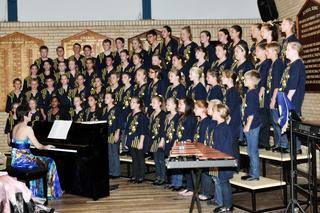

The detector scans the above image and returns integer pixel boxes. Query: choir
[4,19,306,213]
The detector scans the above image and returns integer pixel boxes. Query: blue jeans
[214,177,232,208]
[245,126,261,178]
[108,143,120,176]
[153,149,166,182]
[271,109,301,150]
[212,176,223,206]
[185,171,194,191]
[201,171,214,198]
[171,170,183,187]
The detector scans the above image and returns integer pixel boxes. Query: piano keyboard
[30,146,77,153]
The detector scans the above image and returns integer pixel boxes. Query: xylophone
[166,141,237,213]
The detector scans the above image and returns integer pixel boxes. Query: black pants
[130,148,145,180]
[259,108,271,148]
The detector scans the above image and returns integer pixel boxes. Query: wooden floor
[48,163,306,213]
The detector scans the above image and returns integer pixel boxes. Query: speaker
[257,0,279,22]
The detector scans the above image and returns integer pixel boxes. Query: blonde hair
[266,41,280,54]
[215,103,230,121]
[287,41,302,54]
[208,99,222,113]
[182,26,193,40]
[190,66,204,79]
[244,70,261,86]
[283,18,296,33]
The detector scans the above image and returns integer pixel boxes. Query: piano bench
[230,172,287,213]
[6,166,49,205]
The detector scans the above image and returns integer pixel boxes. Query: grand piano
[31,121,109,200]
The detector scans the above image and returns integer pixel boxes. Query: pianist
[10,105,63,199]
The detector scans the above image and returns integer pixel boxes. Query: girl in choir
[261,23,278,44]
[211,103,235,213]
[206,69,223,102]
[161,25,178,70]
[132,53,145,79]
[149,95,167,185]
[280,18,300,64]
[41,76,57,113]
[255,43,272,150]
[221,70,242,161]
[106,71,122,104]
[114,37,125,68]
[211,43,233,74]
[102,92,121,178]
[28,98,42,127]
[152,54,167,83]
[187,67,207,101]
[178,26,198,72]
[84,95,102,121]
[172,54,189,86]
[101,55,116,86]
[117,49,134,74]
[165,69,186,100]
[130,38,148,65]
[147,65,166,114]
[57,74,73,112]
[249,23,264,65]
[125,97,149,183]
[67,59,78,89]
[23,64,40,92]
[232,44,255,94]
[229,25,248,59]
[69,96,84,122]
[193,46,210,75]
[4,102,20,145]
[11,105,62,199]
[46,96,67,121]
[193,100,215,200]
[134,68,149,106]
[39,60,55,87]
[161,97,180,190]
[200,30,217,65]
[177,98,197,196]
[6,78,24,113]
[218,28,232,58]
[242,70,262,181]
[91,76,106,108]
[73,74,90,104]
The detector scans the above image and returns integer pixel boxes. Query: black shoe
[128,177,136,183]
[239,140,247,146]
[283,148,302,154]
[265,146,271,151]
[213,206,233,212]
[272,147,281,152]
[241,175,251,180]
[172,186,182,191]
[135,178,144,184]
[297,149,302,155]
[155,180,165,186]
[153,180,160,185]
[246,177,259,181]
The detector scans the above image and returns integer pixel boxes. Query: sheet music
[48,120,72,140]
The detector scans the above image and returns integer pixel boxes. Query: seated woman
[11,105,63,200]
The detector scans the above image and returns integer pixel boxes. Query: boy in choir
[149,95,167,185]
[146,29,161,69]
[38,60,55,87]
[57,74,73,112]
[6,78,24,113]
[53,46,68,71]
[125,97,149,183]
[114,37,125,68]
[102,93,122,178]
[241,70,262,181]
[279,41,306,153]
[4,103,20,145]
[34,45,53,70]
[41,76,57,113]
[73,74,90,104]
[91,77,106,108]
[24,79,43,116]
[68,43,85,72]
[46,96,67,121]
[265,42,286,152]
[67,59,78,89]
[82,45,96,67]
[101,55,116,86]
[54,61,68,85]
[212,103,235,213]
[97,39,113,71]
[83,58,100,89]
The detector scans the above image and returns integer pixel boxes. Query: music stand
[285,110,305,213]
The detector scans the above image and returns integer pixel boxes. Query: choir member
[249,24,264,65]
[206,69,223,102]
[4,102,19,145]
[187,67,207,101]
[41,76,57,113]
[83,95,102,121]
[23,64,40,92]
[218,28,233,58]
[53,46,68,71]
[34,45,53,71]
[67,59,79,89]
[114,37,125,68]
[73,74,90,104]
[101,55,116,86]
[46,96,67,121]
[193,46,210,75]
[165,69,186,100]
[146,29,161,69]
[229,25,248,59]
[97,39,113,71]
[56,74,73,112]
[211,43,233,74]
[106,71,122,104]
[160,25,178,70]
[29,98,42,126]
[38,60,55,87]
[6,78,24,113]
[69,96,85,122]
[83,58,100,89]
[130,38,148,66]
[68,43,85,72]
[91,77,106,108]
[200,30,218,65]
[261,23,278,44]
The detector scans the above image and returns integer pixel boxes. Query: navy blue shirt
[101,105,122,134]
[224,87,241,139]
[256,59,272,90]
[149,110,166,152]
[214,122,235,180]
[243,89,261,129]
[211,58,233,74]
[193,116,212,144]
[187,83,207,101]
[177,113,197,141]
[160,38,178,71]
[283,59,306,114]
[163,113,180,156]
[178,41,198,72]
[280,34,300,65]
[205,44,218,65]
[267,58,284,105]
[233,59,255,94]
[207,85,223,102]
[165,84,186,100]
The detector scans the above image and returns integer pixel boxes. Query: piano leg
[189,169,202,213]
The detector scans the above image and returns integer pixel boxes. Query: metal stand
[285,115,305,213]
[189,169,202,213]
